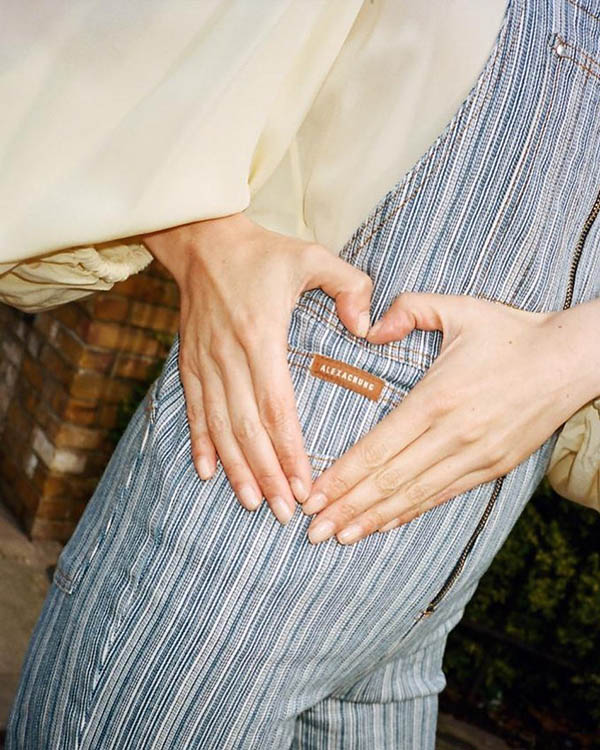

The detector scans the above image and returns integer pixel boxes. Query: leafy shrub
[442,479,600,746]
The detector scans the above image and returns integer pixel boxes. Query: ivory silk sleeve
[0,0,363,312]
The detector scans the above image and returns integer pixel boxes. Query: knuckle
[233,415,261,442]
[206,410,228,436]
[359,439,387,469]
[459,421,486,445]
[356,273,373,295]
[208,337,230,363]
[374,467,403,495]
[259,394,290,429]
[337,502,361,524]
[428,388,458,416]
[404,481,430,507]
[328,473,352,497]
[366,508,386,530]
[484,441,507,468]
[190,430,211,451]
[186,401,204,425]
[255,470,280,490]
[178,348,195,373]
[232,310,262,340]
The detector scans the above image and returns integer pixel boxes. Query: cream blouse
[0,0,507,311]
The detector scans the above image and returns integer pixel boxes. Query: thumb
[303,246,374,338]
[365,292,470,344]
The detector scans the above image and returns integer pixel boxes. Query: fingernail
[308,519,335,544]
[238,484,261,510]
[368,319,383,337]
[357,311,371,338]
[302,491,328,515]
[271,496,294,525]
[197,457,214,480]
[379,519,398,532]
[337,524,362,544]
[290,476,308,503]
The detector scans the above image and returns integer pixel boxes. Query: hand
[301,292,600,544]
[142,212,373,525]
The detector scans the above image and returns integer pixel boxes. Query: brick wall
[0,261,179,542]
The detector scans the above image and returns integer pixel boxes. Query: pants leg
[6,307,554,748]
[292,634,447,750]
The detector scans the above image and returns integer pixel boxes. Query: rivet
[555,41,566,56]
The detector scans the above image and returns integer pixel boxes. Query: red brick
[22,353,44,390]
[39,344,73,388]
[30,517,77,542]
[50,302,92,341]
[54,422,105,451]
[129,301,179,333]
[115,274,179,308]
[97,403,119,429]
[86,320,163,356]
[112,352,156,381]
[83,294,130,322]
[70,370,132,404]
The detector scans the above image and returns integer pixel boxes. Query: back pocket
[52,379,160,595]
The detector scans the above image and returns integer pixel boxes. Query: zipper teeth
[420,475,505,618]
[415,186,600,622]
[564,188,600,309]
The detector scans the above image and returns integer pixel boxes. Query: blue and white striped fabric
[7,0,600,746]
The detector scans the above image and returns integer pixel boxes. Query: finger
[335,462,493,545]
[245,334,312,503]
[303,245,374,338]
[302,381,433,514]
[179,364,216,480]
[305,422,458,528]
[306,433,476,544]
[211,345,297,525]
[378,465,495,533]
[199,361,265,513]
[366,291,471,344]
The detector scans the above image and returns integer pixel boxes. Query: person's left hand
[301,292,599,545]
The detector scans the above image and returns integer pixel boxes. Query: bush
[442,479,600,747]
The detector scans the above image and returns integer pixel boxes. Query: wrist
[544,298,600,407]
[141,212,252,286]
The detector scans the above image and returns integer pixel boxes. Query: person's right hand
[142,212,374,525]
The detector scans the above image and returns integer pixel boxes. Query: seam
[339,2,515,268]
[554,33,600,79]
[566,0,600,23]
[291,302,433,370]
[470,24,562,302]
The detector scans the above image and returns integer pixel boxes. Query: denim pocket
[52,379,160,595]
[287,289,429,470]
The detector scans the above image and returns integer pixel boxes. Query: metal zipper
[563,187,600,309]
[409,190,600,624]
[416,475,505,620]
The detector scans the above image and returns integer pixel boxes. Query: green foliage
[443,479,600,744]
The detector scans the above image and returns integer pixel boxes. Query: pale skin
[143,212,600,542]
[142,212,373,525]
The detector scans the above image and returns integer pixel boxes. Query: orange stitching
[554,33,600,77]
[559,53,600,81]
[293,301,432,369]
[566,0,600,23]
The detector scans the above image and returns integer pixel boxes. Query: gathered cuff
[0,240,153,312]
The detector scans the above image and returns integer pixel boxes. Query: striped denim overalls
[7,0,600,747]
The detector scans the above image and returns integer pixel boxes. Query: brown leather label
[309,353,384,401]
